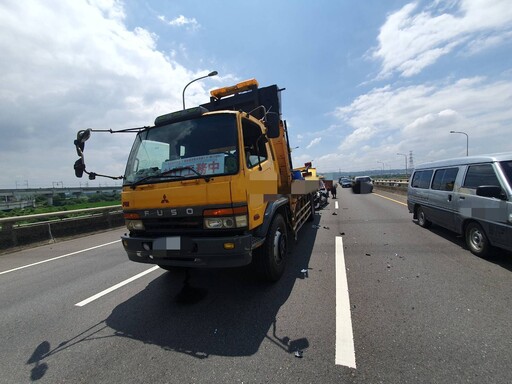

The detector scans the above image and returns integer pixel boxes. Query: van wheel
[465,222,490,258]
[416,206,431,228]
[255,214,288,282]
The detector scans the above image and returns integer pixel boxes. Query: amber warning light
[210,79,259,100]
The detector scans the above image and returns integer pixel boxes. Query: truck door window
[242,118,268,168]
[431,168,458,191]
[463,164,500,188]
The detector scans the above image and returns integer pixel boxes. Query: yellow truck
[73,79,318,281]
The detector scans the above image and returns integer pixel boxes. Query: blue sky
[1,0,511,188]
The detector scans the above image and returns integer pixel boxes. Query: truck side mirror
[74,129,92,156]
[74,158,85,178]
[265,113,280,138]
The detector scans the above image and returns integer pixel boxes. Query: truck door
[241,118,277,229]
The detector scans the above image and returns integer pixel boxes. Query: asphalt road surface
[1,188,511,383]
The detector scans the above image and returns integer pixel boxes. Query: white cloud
[0,1,212,187]
[306,137,322,149]
[327,76,512,171]
[372,0,512,78]
[159,14,200,31]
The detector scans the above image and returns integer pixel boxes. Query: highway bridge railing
[0,182,409,253]
[0,205,124,253]
[373,180,408,195]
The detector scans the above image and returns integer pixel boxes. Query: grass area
[0,198,120,219]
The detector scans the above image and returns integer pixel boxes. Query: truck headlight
[203,206,248,229]
[126,219,145,231]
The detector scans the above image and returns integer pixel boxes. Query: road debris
[294,350,303,358]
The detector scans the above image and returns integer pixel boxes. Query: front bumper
[121,233,253,268]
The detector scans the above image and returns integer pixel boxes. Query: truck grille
[143,217,203,234]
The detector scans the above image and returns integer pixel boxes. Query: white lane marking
[335,200,339,210]
[75,265,160,307]
[0,240,121,276]
[335,236,357,368]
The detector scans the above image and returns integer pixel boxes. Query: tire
[416,206,431,228]
[465,222,490,258]
[255,214,288,282]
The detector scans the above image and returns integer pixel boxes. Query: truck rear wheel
[256,214,288,282]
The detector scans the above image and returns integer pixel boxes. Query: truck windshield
[124,114,238,185]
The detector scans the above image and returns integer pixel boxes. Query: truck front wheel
[256,214,288,282]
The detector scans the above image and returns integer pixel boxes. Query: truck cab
[118,79,315,281]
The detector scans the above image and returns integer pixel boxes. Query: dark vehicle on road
[340,178,352,188]
[352,176,373,194]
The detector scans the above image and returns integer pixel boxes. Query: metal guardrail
[373,180,409,195]
[373,180,408,187]
[1,182,409,252]
[0,205,124,252]
[0,205,122,226]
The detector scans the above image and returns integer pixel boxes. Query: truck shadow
[25,218,321,381]
[104,220,320,359]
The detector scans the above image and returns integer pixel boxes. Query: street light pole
[450,130,469,156]
[377,161,385,177]
[182,71,218,110]
[397,153,408,177]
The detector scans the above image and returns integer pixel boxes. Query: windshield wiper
[128,166,210,189]
[168,166,211,183]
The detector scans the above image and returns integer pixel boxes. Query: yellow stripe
[373,193,407,206]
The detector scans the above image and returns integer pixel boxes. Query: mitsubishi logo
[161,194,169,204]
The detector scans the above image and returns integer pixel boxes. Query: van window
[463,164,500,188]
[411,170,433,189]
[500,161,512,187]
[431,168,458,191]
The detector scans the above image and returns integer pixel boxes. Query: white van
[407,153,512,257]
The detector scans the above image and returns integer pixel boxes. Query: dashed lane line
[75,265,160,307]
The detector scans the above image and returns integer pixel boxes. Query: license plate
[165,237,181,250]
